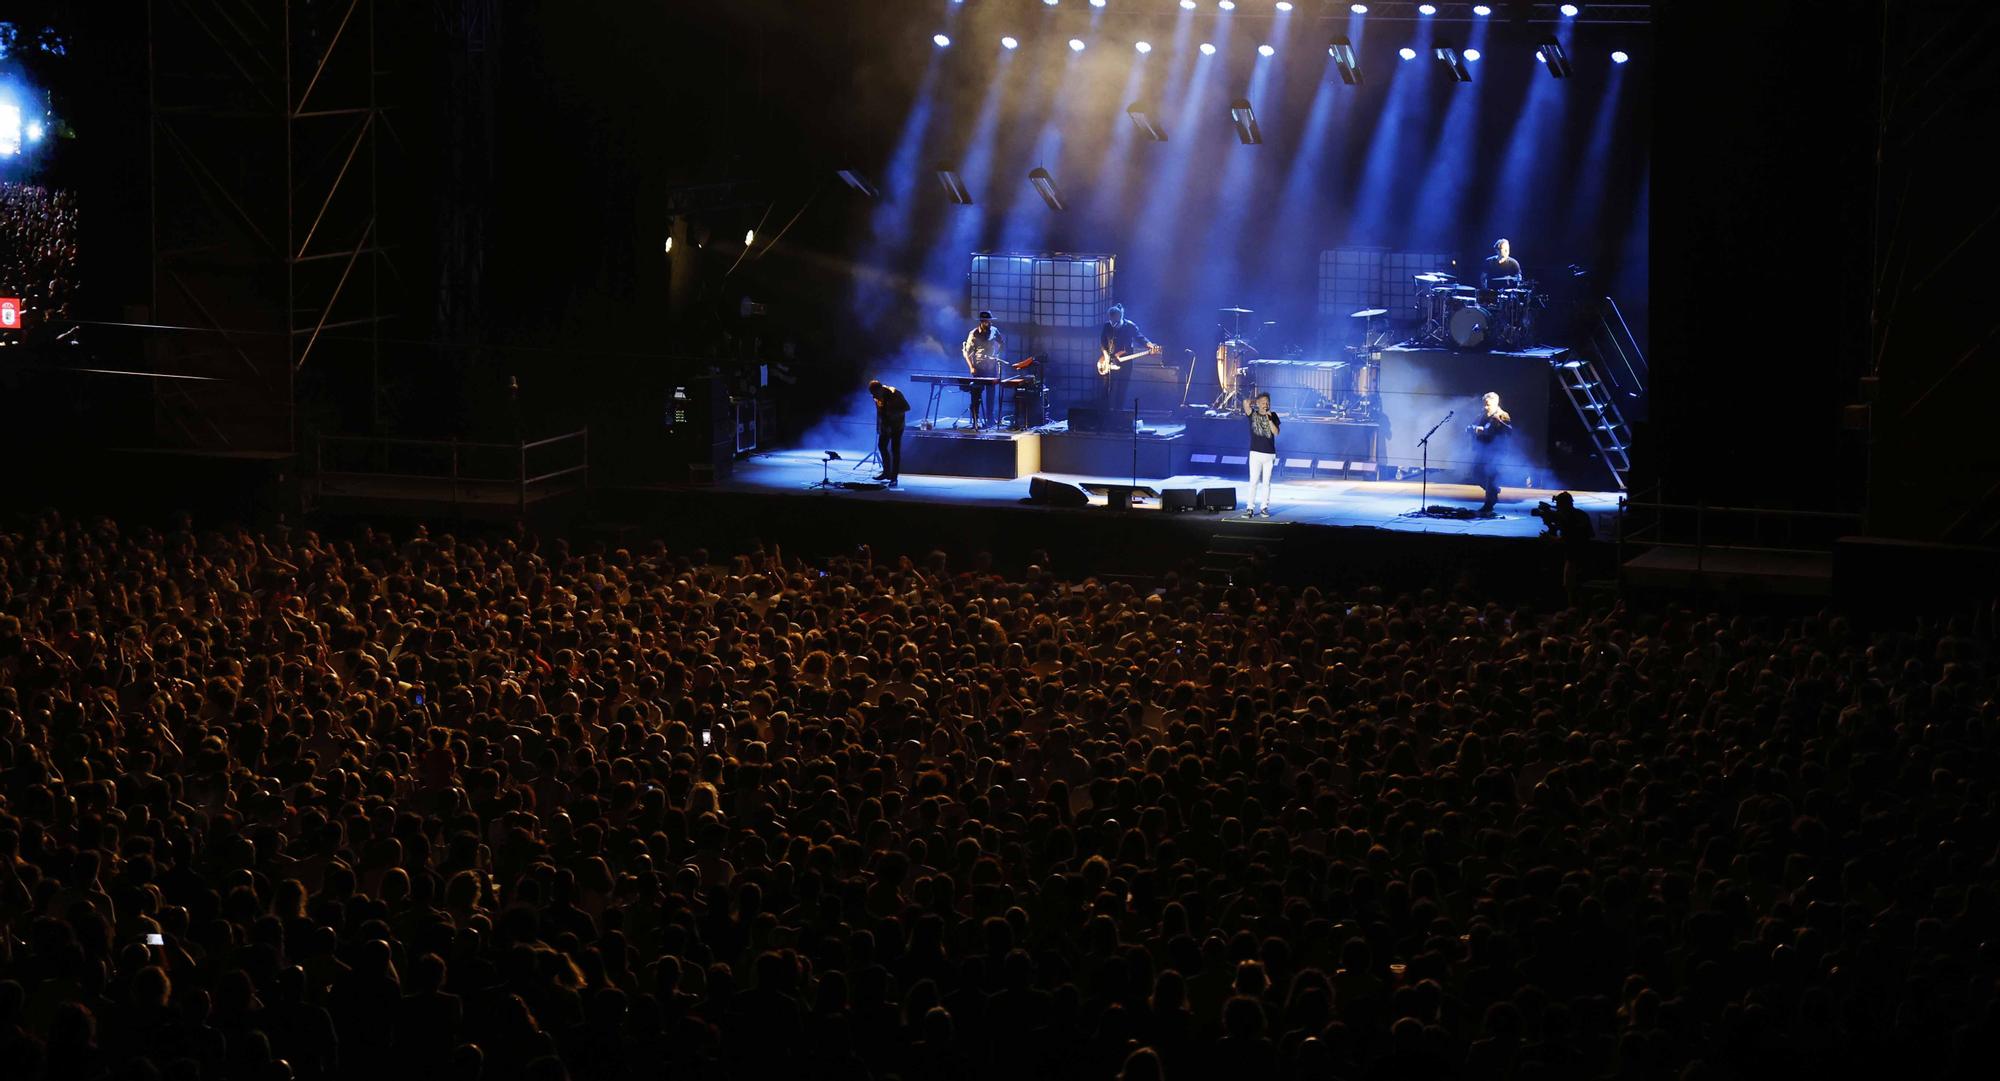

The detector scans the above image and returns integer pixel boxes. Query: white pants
[1248,450,1276,509]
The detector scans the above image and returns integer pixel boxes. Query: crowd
[1,512,1996,1080]
[1,181,79,334]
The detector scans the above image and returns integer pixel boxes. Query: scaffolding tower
[147,0,395,453]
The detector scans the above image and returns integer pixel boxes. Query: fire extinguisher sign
[0,298,21,329]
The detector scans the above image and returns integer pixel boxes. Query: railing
[1618,482,1863,574]
[1592,296,1649,399]
[314,428,589,515]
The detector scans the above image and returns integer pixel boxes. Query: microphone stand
[1131,396,1141,494]
[1405,410,1454,518]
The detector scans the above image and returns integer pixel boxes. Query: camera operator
[1533,491,1594,606]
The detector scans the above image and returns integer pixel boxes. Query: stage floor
[726,448,1621,538]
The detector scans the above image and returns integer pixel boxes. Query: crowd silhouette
[0,182,79,335]
[1,512,1995,1080]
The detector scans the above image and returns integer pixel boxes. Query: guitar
[1097,343,1161,376]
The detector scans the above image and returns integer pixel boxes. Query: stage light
[933,34,951,48]
[1258,43,1275,57]
[1001,36,1019,50]
[0,102,19,158]
[935,166,974,205]
[1069,38,1086,52]
[1610,50,1629,63]
[1417,3,1436,13]
[1560,3,1580,15]
[1218,0,1235,8]
[1230,99,1263,144]
[1047,0,1063,6]
[26,121,43,143]
[1089,0,1105,6]
[1399,47,1417,61]
[1200,42,1217,55]
[1127,102,1168,141]
[1181,0,1198,9]
[1028,167,1066,211]
[1350,3,1368,13]
[663,236,674,255]
[1136,41,1153,54]
[1463,48,1481,61]
[1276,2,1294,11]
[1329,37,1362,84]
[835,169,879,197]
[1473,4,1491,13]
[1537,38,1574,78]
[1433,46,1472,82]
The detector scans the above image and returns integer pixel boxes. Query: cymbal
[1349,308,1389,318]
[1218,306,1256,314]
[1009,357,1037,370]
[1414,272,1456,284]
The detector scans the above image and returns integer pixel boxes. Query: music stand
[809,451,842,490]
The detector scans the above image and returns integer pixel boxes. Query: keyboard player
[961,311,1004,428]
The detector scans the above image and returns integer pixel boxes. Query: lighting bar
[835,170,879,198]
[1127,103,1168,141]
[1328,36,1361,85]
[935,166,973,205]
[1028,167,1066,211]
[1433,46,1472,82]
[1229,99,1263,145]
[1537,38,1575,78]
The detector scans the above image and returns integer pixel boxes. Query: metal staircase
[1553,296,1648,491]
[1553,355,1634,490]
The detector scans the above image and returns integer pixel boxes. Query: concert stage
[679,447,1619,539]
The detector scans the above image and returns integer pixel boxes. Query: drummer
[1481,238,1523,289]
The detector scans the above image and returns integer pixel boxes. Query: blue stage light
[1350,3,1368,13]
[1181,0,1198,9]
[1218,0,1235,8]
[1473,4,1491,13]
[1002,36,1019,50]
[1463,48,1481,61]
[1276,2,1294,11]
[1200,42,1218,55]
[1136,41,1153,54]
[1418,3,1436,13]
[1398,47,1417,61]
[1069,38,1087,52]
[933,33,951,48]
[1560,3,1579,15]
[1611,50,1629,64]
[27,121,44,142]
[1258,44,1275,57]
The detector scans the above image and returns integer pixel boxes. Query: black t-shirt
[1248,409,1281,454]
[1483,255,1523,286]
[1472,412,1512,445]
[874,387,910,429]
[1101,320,1149,360]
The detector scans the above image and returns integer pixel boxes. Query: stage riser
[901,432,1041,479]
[1377,348,1552,474]
[1180,416,1381,460]
[1040,432,1189,479]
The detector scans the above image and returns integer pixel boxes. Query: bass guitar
[1097,343,1161,376]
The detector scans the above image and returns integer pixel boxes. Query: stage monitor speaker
[1162,488,1198,512]
[1068,407,1136,433]
[1197,486,1238,511]
[1028,476,1090,507]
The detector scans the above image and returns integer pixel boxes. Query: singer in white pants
[1244,392,1282,517]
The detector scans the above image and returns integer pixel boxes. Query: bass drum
[1448,306,1490,350]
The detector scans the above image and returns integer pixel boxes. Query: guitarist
[1097,303,1161,411]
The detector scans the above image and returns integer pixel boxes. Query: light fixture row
[933,33,1633,66]
[949,1,1587,12]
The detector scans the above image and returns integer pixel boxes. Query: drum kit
[1415,271,1540,351]
[1209,304,1382,419]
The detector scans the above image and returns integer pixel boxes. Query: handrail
[313,427,590,514]
[1617,484,1858,588]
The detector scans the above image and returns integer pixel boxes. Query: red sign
[0,298,20,329]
